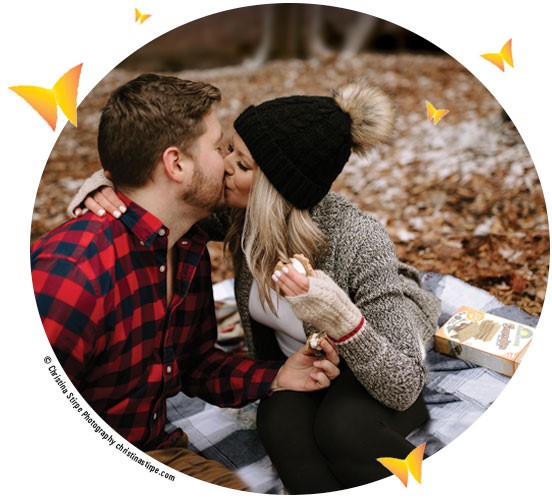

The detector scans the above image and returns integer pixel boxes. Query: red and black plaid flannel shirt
[31,195,282,451]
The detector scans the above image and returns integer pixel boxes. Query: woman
[69,79,441,493]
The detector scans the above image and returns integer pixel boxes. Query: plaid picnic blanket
[164,273,539,494]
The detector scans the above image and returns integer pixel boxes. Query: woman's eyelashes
[227,143,251,171]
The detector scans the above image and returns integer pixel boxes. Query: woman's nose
[224,156,234,175]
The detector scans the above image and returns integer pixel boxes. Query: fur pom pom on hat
[234,79,394,209]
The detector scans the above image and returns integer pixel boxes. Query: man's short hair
[97,73,221,188]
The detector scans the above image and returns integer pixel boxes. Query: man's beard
[181,162,225,212]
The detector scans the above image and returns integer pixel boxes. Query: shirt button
[166,365,172,374]
[139,241,145,246]
[181,240,188,246]
[152,412,158,421]
[159,265,166,273]
[158,228,167,236]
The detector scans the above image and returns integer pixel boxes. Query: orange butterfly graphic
[481,39,514,71]
[377,442,426,487]
[9,63,83,131]
[426,101,449,125]
[135,8,151,24]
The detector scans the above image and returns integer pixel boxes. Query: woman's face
[224,132,257,209]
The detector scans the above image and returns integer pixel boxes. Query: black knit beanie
[233,96,353,209]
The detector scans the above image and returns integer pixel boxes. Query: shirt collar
[116,192,209,247]
[116,192,165,246]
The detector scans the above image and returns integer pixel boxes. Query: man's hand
[270,339,340,392]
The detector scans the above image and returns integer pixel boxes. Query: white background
[1,1,550,496]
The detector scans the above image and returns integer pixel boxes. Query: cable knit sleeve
[67,169,114,217]
[327,204,440,411]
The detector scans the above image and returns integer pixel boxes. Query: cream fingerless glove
[67,169,114,217]
[285,270,364,341]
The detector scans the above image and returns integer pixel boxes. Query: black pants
[256,366,428,494]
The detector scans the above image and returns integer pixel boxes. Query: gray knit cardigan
[205,191,441,412]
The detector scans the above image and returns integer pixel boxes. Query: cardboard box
[434,306,534,377]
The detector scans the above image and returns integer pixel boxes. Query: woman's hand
[273,267,364,342]
[271,263,310,297]
[75,186,127,218]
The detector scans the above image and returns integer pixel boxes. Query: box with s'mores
[434,306,535,377]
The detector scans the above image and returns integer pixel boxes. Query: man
[31,74,339,490]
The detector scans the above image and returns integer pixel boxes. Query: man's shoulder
[31,214,124,266]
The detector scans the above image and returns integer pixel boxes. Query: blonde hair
[225,170,327,314]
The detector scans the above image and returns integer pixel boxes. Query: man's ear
[161,146,192,183]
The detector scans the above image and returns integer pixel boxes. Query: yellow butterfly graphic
[9,63,83,131]
[377,442,426,487]
[481,38,514,71]
[426,100,449,125]
[135,8,151,24]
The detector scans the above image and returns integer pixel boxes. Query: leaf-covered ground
[31,52,549,316]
